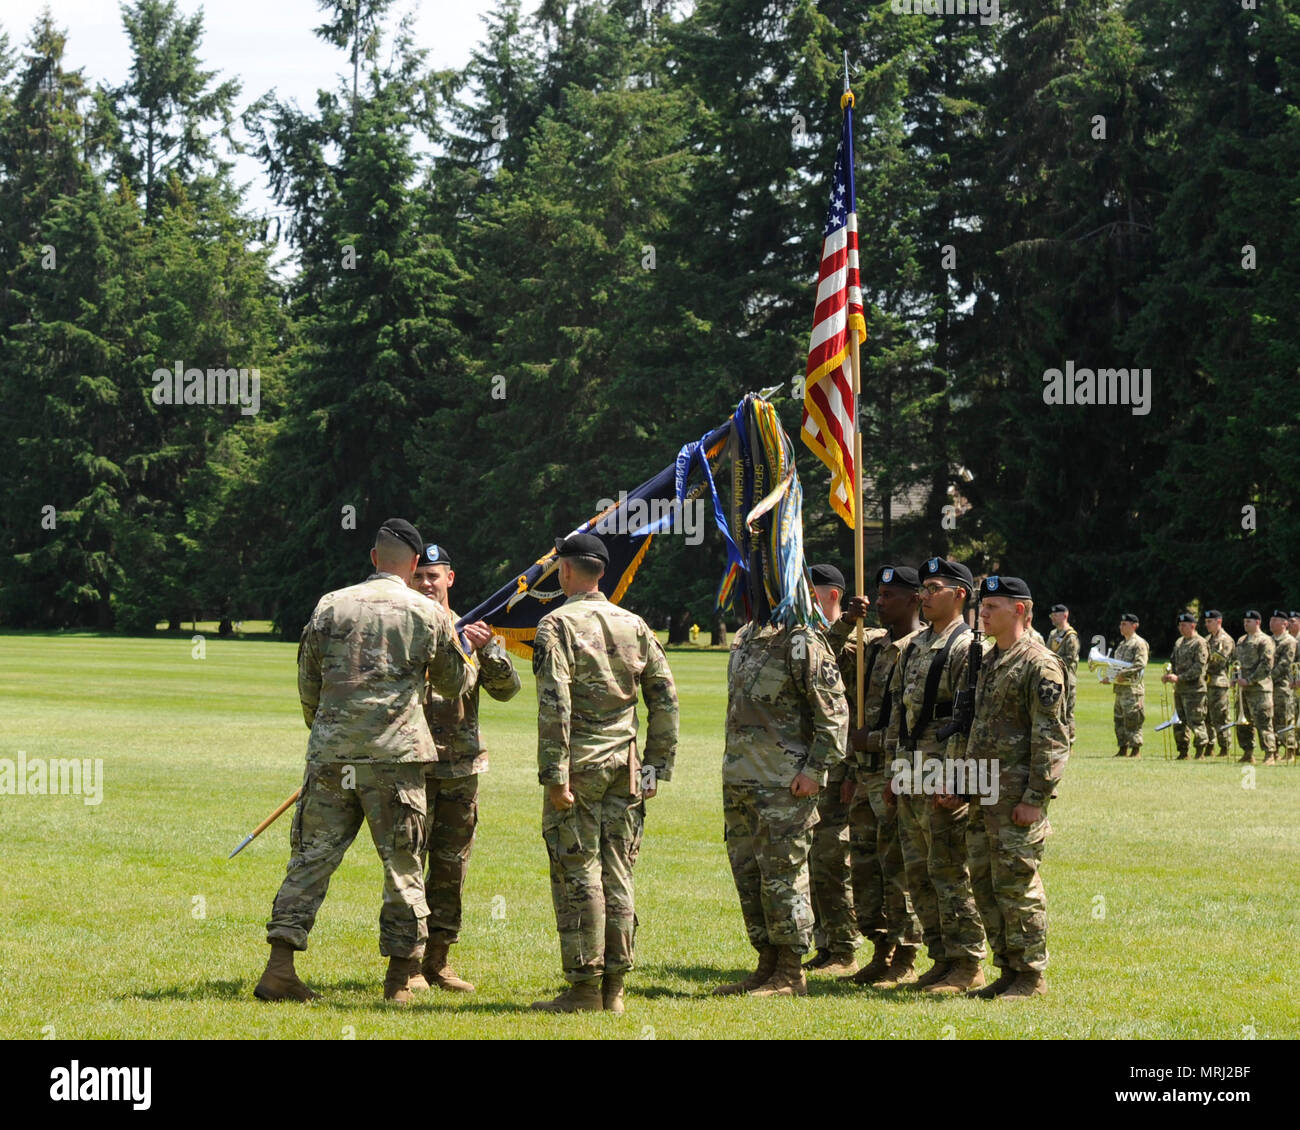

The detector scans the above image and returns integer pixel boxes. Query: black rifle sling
[899,622,970,745]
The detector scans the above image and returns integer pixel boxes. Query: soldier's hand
[883,778,897,806]
[849,724,872,752]
[1100,675,1110,685]
[463,620,493,650]
[1162,672,1176,684]
[841,596,870,623]
[790,772,820,798]
[934,791,961,811]
[548,783,575,811]
[643,785,657,800]
[839,777,856,805]
[1011,802,1042,827]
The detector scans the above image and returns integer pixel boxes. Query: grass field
[1,630,1297,1040]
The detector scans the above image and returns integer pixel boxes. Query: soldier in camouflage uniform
[1287,611,1300,763]
[803,563,873,977]
[1162,612,1209,759]
[530,533,679,1014]
[1235,611,1275,765]
[714,590,850,998]
[405,543,520,994]
[1203,611,1235,757]
[885,556,988,995]
[1267,610,1295,765]
[960,577,1068,999]
[1046,604,1079,744]
[257,519,470,1004]
[842,565,924,987]
[1105,613,1148,757]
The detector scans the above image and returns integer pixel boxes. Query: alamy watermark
[151,360,261,416]
[1042,360,1151,416]
[890,752,1000,805]
[891,0,1000,26]
[593,492,706,546]
[0,751,103,805]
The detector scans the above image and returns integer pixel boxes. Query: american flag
[801,97,865,528]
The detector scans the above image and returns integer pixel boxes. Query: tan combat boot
[749,946,807,997]
[1113,746,1128,758]
[712,945,778,996]
[920,957,985,995]
[1239,750,1254,764]
[1129,746,1142,759]
[846,938,893,984]
[996,970,1047,999]
[529,981,603,1013]
[383,955,422,1003]
[420,942,474,992]
[968,966,1017,999]
[871,944,918,987]
[602,972,625,1014]
[817,949,858,978]
[908,958,952,990]
[1175,747,1189,761]
[253,940,320,1002]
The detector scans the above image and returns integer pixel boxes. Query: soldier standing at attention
[1104,613,1148,758]
[885,557,987,995]
[842,565,925,988]
[406,542,520,994]
[1203,611,1236,757]
[1287,612,1300,764]
[1162,612,1210,760]
[1046,604,1079,744]
[256,519,470,1004]
[1235,611,1275,765]
[714,582,849,998]
[803,563,877,978]
[531,533,679,1014]
[961,577,1068,1000]
[1267,610,1296,766]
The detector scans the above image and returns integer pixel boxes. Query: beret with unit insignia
[1120,612,1140,623]
[876,564,920,590]
[921,556,975,590]
[1177,612,1196,623]
[980,575,1031,600]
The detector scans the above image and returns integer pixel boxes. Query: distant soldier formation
[251,520,1286,1011]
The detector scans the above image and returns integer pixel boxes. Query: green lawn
[0,631,1296,1040]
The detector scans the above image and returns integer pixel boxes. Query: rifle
[936,589,982,742]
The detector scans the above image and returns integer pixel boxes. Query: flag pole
[844,52,866,730]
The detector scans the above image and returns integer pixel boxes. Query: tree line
[0,0,1296,651]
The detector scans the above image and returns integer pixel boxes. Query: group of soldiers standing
[730,557,1070,1002]
[1104,609,1300,764]
[249,520,1072,1012]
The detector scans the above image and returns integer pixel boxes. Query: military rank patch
[1037,678,1063,707]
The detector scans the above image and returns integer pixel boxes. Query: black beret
[1049,603,1068,614]
[921,556,975,591]
[555,532,610,565]
[1204,610,1223,620]
[809,563,847,592]
[876,564,920,590]
[1120,612,1140,623]
[1244,609,1262,621]
[1270,608,1289,619]
[1290,611,1300,620]
[418,543,451,569]
[378,517,422,555]
[980,575,1031,600]
[1177,612,1196,623]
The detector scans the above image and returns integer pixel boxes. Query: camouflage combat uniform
[1270,630,1296,759]
[840,621,923,951]
[965,635,1069,974]
[723,621,849,955]
[421,623,520,945]
[1046,625,1079,742]
[267,573,470,958]
[1204,628,1235,755]
[888,618,987,965]
[1169,633,1209,756]
[534,592,678,984]
[1111,634,1148,749]
[1235,631,1275,759]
